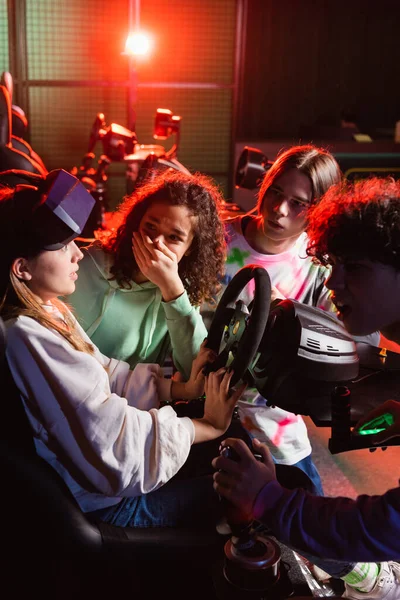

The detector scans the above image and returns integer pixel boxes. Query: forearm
[170,379,202,400]
[191,418,223,444]
[164,292,208,378]
[159,280,185,303]
[254,480,400,562]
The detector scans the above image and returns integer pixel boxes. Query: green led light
[359,426,387,435]
[358,412,394,436]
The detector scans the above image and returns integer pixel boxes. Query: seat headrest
[0,72,13,98]
[0,84,11,146]
[0,169,45,188]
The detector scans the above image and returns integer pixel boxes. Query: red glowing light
[124,31,152,57]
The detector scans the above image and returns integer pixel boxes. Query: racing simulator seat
[0,81,47,176]
[0,317,227,599]
[1,71,28,139]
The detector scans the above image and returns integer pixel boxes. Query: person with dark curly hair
[68,170,226,380]
[212,177,400,599]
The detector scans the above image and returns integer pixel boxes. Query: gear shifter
[214,446,292,599]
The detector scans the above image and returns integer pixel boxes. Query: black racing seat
[0,438,224,600]
[1,438,222,559]
[0,71,28,139]
[0,83,47,175]
[0,318,225,599]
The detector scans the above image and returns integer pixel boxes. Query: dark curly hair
[101,170,226,305]
[307,177,400,268]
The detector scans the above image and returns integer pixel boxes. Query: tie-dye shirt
[202,215,333,465]
[222,215,333,311]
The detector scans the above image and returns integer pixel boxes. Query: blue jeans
[272,453,324,497]
[88,420,252,528]
[88,474,222,529]
[300,550,355,578]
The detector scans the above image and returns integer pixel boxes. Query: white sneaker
[343,562,400,599]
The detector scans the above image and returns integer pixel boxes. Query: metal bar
[7,0,30,135]
[228,0,247,200]
[136,82,234,89]
[127,60,137,130]
[25,80,131,88]
[6,0,17,76]
[128,0,134,31]
[135,0,140,29]
[24,80,234,89]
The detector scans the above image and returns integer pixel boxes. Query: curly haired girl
[69,170,226,378]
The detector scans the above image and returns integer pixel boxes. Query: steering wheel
[206,265,271,386]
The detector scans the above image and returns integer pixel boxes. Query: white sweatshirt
[5,305,195,513]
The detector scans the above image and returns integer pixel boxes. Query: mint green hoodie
[68,242,207,379]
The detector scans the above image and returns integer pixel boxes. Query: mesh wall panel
[134,87,232,174]
[211,174,229,200]
[0,0,8,72]
[23,0,236,203]
[138,0,236,84]
[29,86,127,169]
[26,0,130,81]
[26,0,236,84]
[104,162,128,211]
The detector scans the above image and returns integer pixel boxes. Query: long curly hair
[306,177,400,268]
[101,170,226,305]
[257,144,342,213]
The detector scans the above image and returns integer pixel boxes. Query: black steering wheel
[206,265,271,386]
